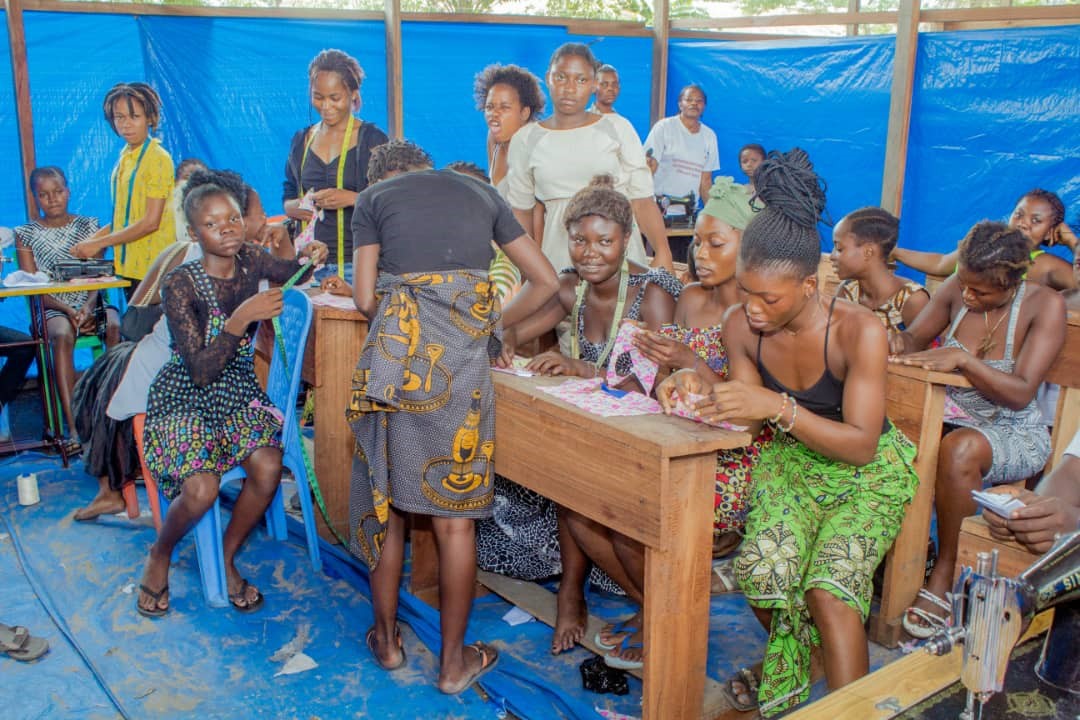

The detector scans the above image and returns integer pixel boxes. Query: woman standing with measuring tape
[71,83,175,299]
[283,49,388,285]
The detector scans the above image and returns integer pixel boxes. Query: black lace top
[162,244,308,387]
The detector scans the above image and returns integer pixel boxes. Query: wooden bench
[871,310,1080,647]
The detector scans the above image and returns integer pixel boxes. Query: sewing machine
[50,258,115,281]
[656,192,697,228]
[925,530,1079,719]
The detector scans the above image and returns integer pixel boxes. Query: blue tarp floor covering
[0,453,901,719]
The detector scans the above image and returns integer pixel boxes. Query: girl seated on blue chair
[136,179,326,617]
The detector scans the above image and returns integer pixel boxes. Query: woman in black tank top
[659,149,918,716]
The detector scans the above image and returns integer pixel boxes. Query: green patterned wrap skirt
[734,424,918,716]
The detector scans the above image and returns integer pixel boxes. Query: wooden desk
[0,277,129,464]
[302,299,368,542]
[874,311,1080,647]
[418,374,750,720]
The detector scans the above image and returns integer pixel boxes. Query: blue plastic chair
[155,289,320,607]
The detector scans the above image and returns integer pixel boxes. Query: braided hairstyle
[843,206,900,256]
[182,168,252,224]
[366,140,433,185]
[739,148,828,278]
[309,49,364,92]
[446,161,489,184]
[473,64,545,120]
[1017,188,1065,238]
[563,175,632,237]
[103,82,162,133]
[549,43,599,73]
[957,221,1030,289]
[29,166,67,192]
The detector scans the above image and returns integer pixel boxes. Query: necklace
[976,293,1014,358]
[783,297,822,337]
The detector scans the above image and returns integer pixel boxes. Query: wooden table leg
[643,453,715,720]
[312,313,366,544]
[871,383,945,647]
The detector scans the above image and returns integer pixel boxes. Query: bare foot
[74,490,126,521]
[598,610,642,648]
[137,548,170,615]
[551,582,587,655]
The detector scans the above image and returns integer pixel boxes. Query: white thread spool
[17,473,40,506]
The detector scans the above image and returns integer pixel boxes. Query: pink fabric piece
[605,322,659,394]
[669,391,749,432]
[944,394,973,423]
[540,377,661,417]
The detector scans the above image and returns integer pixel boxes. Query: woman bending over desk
[890,221,1065,638]
[892,189,1076,291]
[16,166,120,446]
[665,149,918,716]
[489,175,680,657]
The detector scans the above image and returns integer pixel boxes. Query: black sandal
[136,584,170,619]
[228,579,264,613]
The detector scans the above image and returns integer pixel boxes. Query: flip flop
[603,633,643,671]
[365,625,407,671]
[439,642,500,696]
[593,617,639,651]
[720,667,760,712]
[228,579,264,614]
[0,624,49,662]
[902,588,952,639]
[136,583,170,619]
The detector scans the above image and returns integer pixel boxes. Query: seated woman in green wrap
[347,140,558,695]
[664,149,919,716]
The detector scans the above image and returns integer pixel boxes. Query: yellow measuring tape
[299,114,355,278]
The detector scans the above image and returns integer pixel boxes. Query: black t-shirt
[351,169,525,275]
[282,122,390,260]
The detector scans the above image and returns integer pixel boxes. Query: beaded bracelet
[770,393,790,425]
[778,397,799,433]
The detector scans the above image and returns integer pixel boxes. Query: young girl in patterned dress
[830,207,929,333]
[135,181,326,618]
[638,177,773,587]
[15,166,120,446]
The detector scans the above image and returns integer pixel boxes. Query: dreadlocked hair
[473,64,545,120]
[740,148,828,278]
[563,175,632,236]
[103,82,162,133]
[366,140,433,185]
[844,206,900,256]
[957,221,1030,289]
[549,43,599,73]
[182,169,251,224]
[309,49,365,97]
[445,161,489,184]
[1018,188,1065,230]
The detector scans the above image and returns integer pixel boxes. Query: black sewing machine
[656,193,697,229]
[51,259,115,282]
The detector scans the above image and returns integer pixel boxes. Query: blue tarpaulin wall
[1,12,1077,254]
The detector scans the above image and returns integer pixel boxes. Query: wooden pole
[880,0,920,215]
[650,0,670,127]
[384,0,403,139]
[847,0,861,36]
[6,0,37,220]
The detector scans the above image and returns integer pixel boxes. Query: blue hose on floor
[1,512,133,720]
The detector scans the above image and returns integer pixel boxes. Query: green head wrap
[699,176,755,230]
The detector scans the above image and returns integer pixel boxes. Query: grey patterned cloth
[347,270,499,569]
[942,282,1051,484]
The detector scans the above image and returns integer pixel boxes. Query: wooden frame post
[384,0,403,139]
[880,0,920,215]
[847,0,861,36]
[6,0,37,220]
[649,0,669,127]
